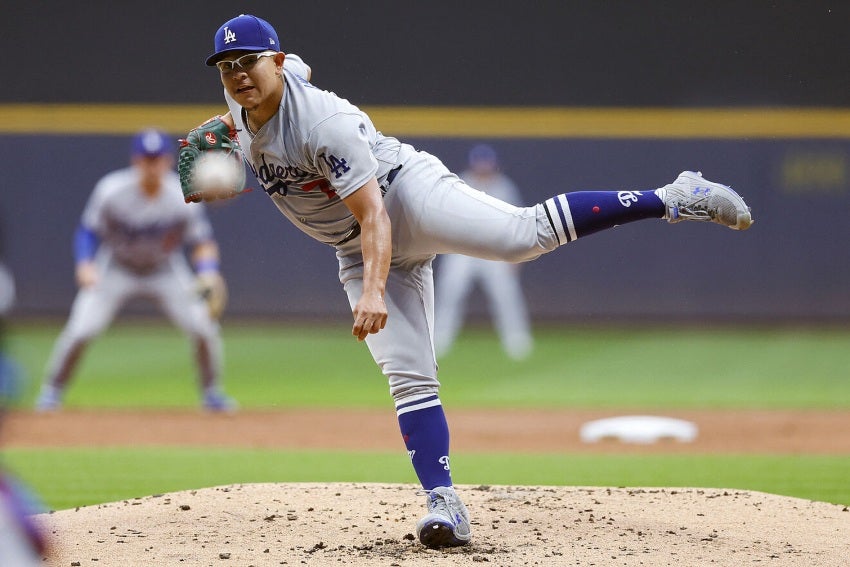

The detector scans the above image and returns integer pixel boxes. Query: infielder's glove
[196,271,228,320]
[178,116,247,203]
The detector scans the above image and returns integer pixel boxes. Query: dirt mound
[18,410,850,564]
[37,482,850,566]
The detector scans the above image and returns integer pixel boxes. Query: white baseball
[193,151,244,196]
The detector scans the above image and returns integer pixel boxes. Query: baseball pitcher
[179,14,753,550]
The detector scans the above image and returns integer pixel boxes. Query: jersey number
[303,178,337,199]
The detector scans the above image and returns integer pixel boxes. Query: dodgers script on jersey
[82,168,213,273]
[223,55,402,253]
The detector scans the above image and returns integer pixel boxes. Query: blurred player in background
[0,379,46,566]
[182,14,753,550]
[0,230,18,387]
[435,144,533,360]
[0,222,47,565]
[34,129,235,412]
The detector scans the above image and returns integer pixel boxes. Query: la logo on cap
[206,14,280,66]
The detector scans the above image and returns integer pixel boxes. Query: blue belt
[381,164,403,195]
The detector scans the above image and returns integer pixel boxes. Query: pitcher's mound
[38,482,849,566]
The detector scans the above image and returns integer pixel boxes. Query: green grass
[3,321,850,510]
[5,448,849,510]
[440,325,850,408]
[7,321,850,409]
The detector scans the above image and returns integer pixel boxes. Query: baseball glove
[178,116,247,203]
[196,271,228,320]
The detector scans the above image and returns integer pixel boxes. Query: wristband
[194,258,220,274]
[74,226,100,263]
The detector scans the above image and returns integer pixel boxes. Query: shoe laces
[665,181,720,222]
[676,194,713,220]
[419,487,463,522]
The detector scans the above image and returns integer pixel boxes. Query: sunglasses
[216,51,277,74]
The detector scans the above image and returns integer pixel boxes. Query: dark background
[2,1,849,322]
[4,1,850,107]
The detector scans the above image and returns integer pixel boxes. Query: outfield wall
[3,126,848,321]
[2,2,848,321]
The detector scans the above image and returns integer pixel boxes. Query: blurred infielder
[0,474,45,566]
[0,230,19,395]
[0,398,46,566]
[180,14,753,549]
[2,353,46,567]
[1,231,46,564]
[435,144,533,360]
[35,129,235,412]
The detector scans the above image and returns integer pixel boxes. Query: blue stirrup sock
[396,394,453,490]
[544,190,665,244]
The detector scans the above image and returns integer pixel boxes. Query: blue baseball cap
[206,14,280,66]
[131,128,173,157]
[468,144,498,166]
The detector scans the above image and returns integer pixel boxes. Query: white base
[579,415,698,444]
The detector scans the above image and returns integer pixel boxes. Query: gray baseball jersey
[82,167,213,273]
[225,54,559,402]
[225,55,401,254]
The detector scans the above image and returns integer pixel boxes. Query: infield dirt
[6,408,850,566]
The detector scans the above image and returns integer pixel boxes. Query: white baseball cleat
[202,390,239,413]
[34,384,63,412]
[416,486,471,549]
[656,171,753,230]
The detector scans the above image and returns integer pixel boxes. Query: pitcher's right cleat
[416,486,471,549]
[656,171,753,230]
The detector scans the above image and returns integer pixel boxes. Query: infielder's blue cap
[206,14,280,66]
[131,128,174,157]
[468,144,498,165]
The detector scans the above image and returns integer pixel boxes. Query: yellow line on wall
[2,104,850,138]
[0,105,227,136]
[369,106,850,139]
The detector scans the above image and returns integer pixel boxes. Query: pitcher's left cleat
[416,486,471,549]
[656,171,753,230]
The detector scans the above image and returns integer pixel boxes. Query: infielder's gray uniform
[0,477,44,566]
[41,167,223,401]
[226,55,557,405]
[434,167,533,360]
